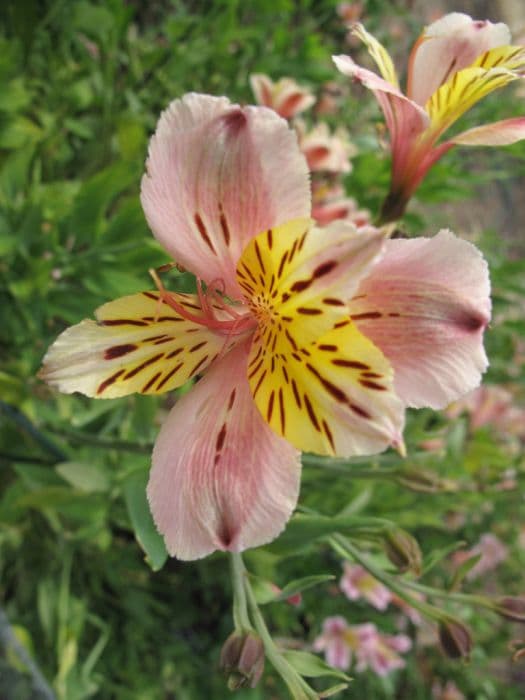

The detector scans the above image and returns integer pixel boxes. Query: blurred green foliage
[1,1,525,698]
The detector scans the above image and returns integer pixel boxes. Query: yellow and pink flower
[40,93,490,560]
[334,13,525,221]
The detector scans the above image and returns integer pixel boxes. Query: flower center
[157,277,257,337]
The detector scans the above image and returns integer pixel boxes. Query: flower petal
[352,23,399,88]
[250,74,316,118]
[147,341,301,560]
[39,292,228,397]
[407,13,511,106]
[426,62,521,137]
[332,56,429,167]
[450,117,525,146]
[348,230,491,409]
[141,93,310,300]
[238,220,403,456]
[239,219,386,346]
[247,316,404,457]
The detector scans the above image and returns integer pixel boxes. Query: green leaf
[266,513,389,555]
[55,461,110,493]
[252,574,334,605]
[282,650,351,682]
[68,161,139,242]
[449,553,482,591]
[422,540,467,576]
[319,682,351,698]
[123,469,168,572]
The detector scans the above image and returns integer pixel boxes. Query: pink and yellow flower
[452,533,508,580]
[334,13,525,221]
[40,93,490,560]
[340,563,392,610]
[295,120,356,173]
[312,182,371,228]
[313,617,411,675]
[250,74,315,119]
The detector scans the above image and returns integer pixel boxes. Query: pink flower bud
[384,528,422,576]
[219,631,265,689]
[495,596,525,623]
[438,619,472,660]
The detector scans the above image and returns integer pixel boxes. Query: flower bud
[438,618,472,660]
[396,466,455,493]
[219,631,265,690]
[495,597,525,623]
[384,528,422,576]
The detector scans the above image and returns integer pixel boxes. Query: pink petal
[141,93,310,300]
[407,13,511,106]
[326,639,352,671]
[451,117,525,145]
[322,616,349,637]
[147,341,301,560]
[349,230,491,409]
[250,74,315,118]
[332,56,429,174]
[249,73,274,107]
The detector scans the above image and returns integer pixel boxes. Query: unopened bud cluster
[384,528,422,576]
[438,618,472,660]
[219,631,265,690]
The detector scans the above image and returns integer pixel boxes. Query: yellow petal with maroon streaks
[426,61,520,134]
[246,317,404,457]
[238,218,385,348]
[39,292,229,398]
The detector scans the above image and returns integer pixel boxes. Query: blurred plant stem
[0,401,66,461]
[230,553,320,700]
[330,535,446,624]
[48,427,152,454]
[0,606,57,700]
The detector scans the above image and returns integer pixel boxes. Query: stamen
[149,268,256,336]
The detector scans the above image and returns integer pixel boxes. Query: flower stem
[229,552,251,632]
[232,553,319,700]
[330,534,445,623]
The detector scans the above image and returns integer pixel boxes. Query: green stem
[229,552,251,632]
[49,427,152,454]
[0,401,67,461]
[399,578,493,610]
[236,554,319,700]
[330,534,444,623]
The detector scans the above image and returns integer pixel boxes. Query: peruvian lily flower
[452,533,508,580]
[250,73,315,119]
[313,617,411,675]
[339,563,392,610]
[312,182,371,228]
[295,119,356,173]
[40,93,490,561]
[334,13,525,222]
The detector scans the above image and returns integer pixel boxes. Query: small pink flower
[340,563,392,610]
[250,74,315,119]
[453,533,508,580]
[312,183,371,228]
[447,384,525,437]
[40,93,491,560]
[296,120,356,173]
[314,617,410,676]
[391,593,423,627]
[356,625,411,676]
[334,13,525,220]
[313,616,354,670]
